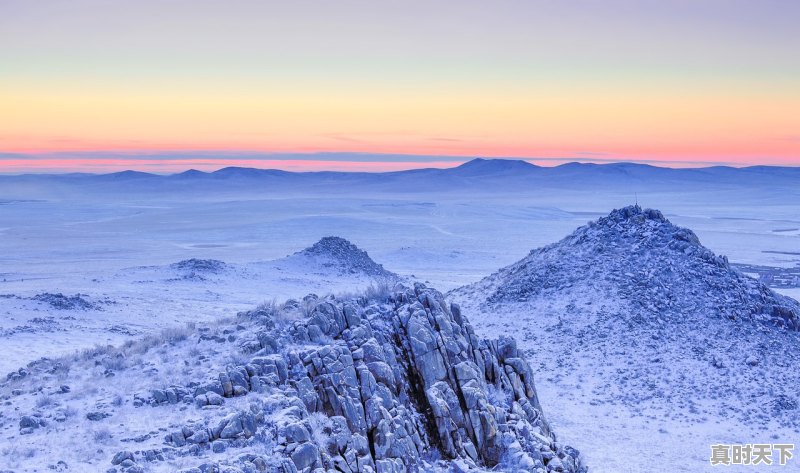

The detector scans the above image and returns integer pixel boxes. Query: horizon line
[1,152,799,176]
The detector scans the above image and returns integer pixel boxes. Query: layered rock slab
[285,283,584,472]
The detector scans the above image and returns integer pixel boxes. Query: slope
[451,205,800,472]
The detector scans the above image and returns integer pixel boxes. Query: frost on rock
[284,283,583,472]
[295,237,396,279]
[484,205,799,331]
[0,284,585,473]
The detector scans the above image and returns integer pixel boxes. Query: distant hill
[288,236,396,279]
[451,158,539,175]
[458,204,798,330]
[1,159,799,198]
[451,205,800,432]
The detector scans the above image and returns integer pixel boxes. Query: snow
[1,162,799,472]
[450,206,800,472]
[0,242,393,375]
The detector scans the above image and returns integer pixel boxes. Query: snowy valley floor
[1,186,799,472]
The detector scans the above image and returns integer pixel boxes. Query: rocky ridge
[1,283,583,473]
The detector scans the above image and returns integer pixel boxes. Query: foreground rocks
[285,283,582,472]
[2,282,584,472]
[112,283,584,472]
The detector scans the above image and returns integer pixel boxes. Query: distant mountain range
[2,158,799,196]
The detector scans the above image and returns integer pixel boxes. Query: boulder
[291,442,319,470]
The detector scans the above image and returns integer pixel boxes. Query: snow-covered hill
[460,205,798,330]
[451,205,800,472]
[286,236,397,279]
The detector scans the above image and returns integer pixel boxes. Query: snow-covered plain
[1,160,799,472]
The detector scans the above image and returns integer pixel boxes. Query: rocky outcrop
[112,284,584,473]
[288,283,579,472]
[295,237,396,278]
[171,258,227,274]
[170,258,227,280]
[31,292,97,310]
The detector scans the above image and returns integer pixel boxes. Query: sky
[1,0,799,173]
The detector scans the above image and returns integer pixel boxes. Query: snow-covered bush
[307,411,333,448]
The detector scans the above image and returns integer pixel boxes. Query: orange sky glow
[1,1,798,172]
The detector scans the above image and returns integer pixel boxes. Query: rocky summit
[470,205,799,331]
[296,237,395,279]
[0,284,584,473]
[451,205,800,451]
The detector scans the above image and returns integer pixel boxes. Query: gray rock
[284,423,310,443]
[152,389,168,403]
[291,442,319,470]
[212,441,226,453]
[206,392,224,405]
[214,411,257,440]
[186,428,210,444]
[86,411,111,421]
[111,451,133,465]
[116,283,584,473]
[19,415,39,429]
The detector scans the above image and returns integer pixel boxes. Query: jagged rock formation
[284,283,582,472]
[294,237,396,279]
[1,284,583,473]
[464,205,799,330]
[178,284,584,472]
